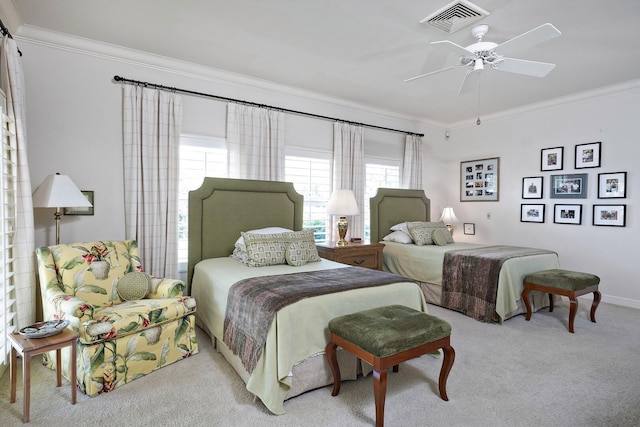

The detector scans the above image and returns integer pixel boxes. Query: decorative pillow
[117,271,151,301]
[407,221,454,245]
[382,230,413,244]
[431,228,449,246]
[285,240,321,267]
[243,229,317,267]
[234,227,292,252]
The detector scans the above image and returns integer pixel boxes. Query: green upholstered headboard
[369,188,431,243]
[187,177,303,289]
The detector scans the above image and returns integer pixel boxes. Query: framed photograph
[593,204,626,227]
[553,204,582,225]
[541,147,563,171]
[522,176,543,199]
[575,141,601,169]
[63,190,94,216]
[460,157,499,202]
[463,223,475,235]
[598,172,626,199]
[521,204,545,223]
[550,173,588,199]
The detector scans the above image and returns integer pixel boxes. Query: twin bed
[188,178,559,415]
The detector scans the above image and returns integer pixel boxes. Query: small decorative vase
[91,260,110,280]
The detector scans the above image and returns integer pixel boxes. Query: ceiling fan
[405,23,561,94]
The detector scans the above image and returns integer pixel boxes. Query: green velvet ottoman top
[524,269,600,291]
[328,305,451,358]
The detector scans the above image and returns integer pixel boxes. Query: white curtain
[401,134,423,189]
[226,103,285,180]
[1,36,35,328]
[331,122,364,241]
[122,85,182,278]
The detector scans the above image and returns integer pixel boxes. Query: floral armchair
[35,240,198,396]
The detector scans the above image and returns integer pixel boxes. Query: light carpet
[1,301,639,427]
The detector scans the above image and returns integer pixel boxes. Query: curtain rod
[113,75,424,137]
[0,18,22,56]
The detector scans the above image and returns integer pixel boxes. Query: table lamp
[439,206,459,236]
[32,173,93,245]
[327,189,359,246]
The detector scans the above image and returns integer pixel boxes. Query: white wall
[427,84,640,308]
[20,34,639,309]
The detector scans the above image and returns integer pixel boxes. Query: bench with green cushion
[522,269,601,333]
[325,304,455,427]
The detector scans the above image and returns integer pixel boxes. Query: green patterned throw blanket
[441,246,556,322]
[223,267,411,373]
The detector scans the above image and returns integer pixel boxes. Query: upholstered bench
[325,305,455,427]
[522,269,601,333]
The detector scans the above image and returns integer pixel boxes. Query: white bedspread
[191,257,426,415]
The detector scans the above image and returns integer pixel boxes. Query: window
[285,153,332,243]
[178,136,227,264]
[0,96,17,366]
[364,161,400,240]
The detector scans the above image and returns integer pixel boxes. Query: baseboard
[576,293,640,310]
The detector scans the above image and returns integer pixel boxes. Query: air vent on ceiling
[420,0,490,34]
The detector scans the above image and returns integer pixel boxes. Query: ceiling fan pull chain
[476,79,482,126]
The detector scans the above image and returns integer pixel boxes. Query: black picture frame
[63,190,94,216]
[575,141,601,169]
[521,204,545,223]
[593,204,626,227]
[541,147,563,171]
[522,176,543,199]
[550,173,588,199]
[553,204,582,225]
[463,223,475,235]
[598,172,626,199]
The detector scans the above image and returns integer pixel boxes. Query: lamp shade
[439,206,459,224]
[327,189,359,216]
[32,173,93,208]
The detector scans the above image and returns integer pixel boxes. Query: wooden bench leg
[325,341,341,396]
[591,291,601,323]
[522,286,533,321]
[373,368,388,427]
[548,293,555,312]
[568,293,578,333]
[439,345,455,401]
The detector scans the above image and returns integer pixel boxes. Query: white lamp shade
[327,189,359,216]
[439,206,459,224]
[32,173,93,208]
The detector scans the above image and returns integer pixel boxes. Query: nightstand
[316,241,384,271]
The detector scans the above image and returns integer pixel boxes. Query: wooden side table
[316,241,384,271]
[9,327,78,423]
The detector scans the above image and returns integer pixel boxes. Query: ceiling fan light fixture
[473,58,484,71]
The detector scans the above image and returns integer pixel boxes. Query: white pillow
[390,222,409,235]
[382,230,413,244]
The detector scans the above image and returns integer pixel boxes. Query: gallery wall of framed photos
[520,141,627,227]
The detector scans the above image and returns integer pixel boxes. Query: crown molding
[15,24,436,132]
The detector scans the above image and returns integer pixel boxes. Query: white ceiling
[6,0,640,125]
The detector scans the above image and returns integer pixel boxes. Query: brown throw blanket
[441,246,556,322]
[223,267,411,373]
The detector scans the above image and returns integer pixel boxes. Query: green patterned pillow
[407,221,454,245]
[285,240,321,266]
[243,229,317,267]
[117,271,151,301]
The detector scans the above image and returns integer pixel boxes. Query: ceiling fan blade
[459,69,481,95]
[494,57,556,77]
[493,23,561,57]
[404,65,458,82]
[431,40,472,56]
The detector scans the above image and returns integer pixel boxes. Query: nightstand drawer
[340,253,378,269]
[315,241,384,270]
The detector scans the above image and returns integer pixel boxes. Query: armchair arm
[147,278,185,299]
[45,288,95,324]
